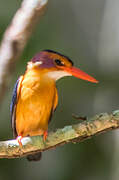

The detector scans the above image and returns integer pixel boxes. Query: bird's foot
[43,131,48,141]
[16,135,23,147]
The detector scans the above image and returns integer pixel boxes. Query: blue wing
[10,78,19,116]
[10,76,22,137]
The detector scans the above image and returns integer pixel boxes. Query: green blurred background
[0,0,119,179]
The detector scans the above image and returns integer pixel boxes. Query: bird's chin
[47,70,72,81]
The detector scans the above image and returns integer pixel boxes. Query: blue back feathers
[10,78,20,119]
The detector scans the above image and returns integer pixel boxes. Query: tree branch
[0,0,48,101]
[0,110,119,159]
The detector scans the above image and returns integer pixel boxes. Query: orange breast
[16,69,58,137]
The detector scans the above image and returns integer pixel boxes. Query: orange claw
[43,131,48,141]
[16,135,23,147]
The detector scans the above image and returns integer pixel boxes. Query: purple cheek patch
[31,53,41,63]
[31,52,55,68]
[40,58,55,68]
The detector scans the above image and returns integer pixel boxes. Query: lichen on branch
[0,110,119,159]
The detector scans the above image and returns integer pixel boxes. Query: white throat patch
[47,71,72,81]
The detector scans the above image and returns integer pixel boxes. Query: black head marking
[43,50,74,66]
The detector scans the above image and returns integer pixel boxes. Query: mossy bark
[0,110,119,159]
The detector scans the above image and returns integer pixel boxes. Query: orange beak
[63,66,98,83]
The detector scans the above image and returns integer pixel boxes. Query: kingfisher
[10,50,98,161]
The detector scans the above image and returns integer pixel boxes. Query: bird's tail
[27,152,42,161]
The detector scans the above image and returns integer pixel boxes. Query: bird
[10,49,98,161]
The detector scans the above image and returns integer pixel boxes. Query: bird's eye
[55,59,64,66]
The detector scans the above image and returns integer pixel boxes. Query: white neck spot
[27,61,42,69]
